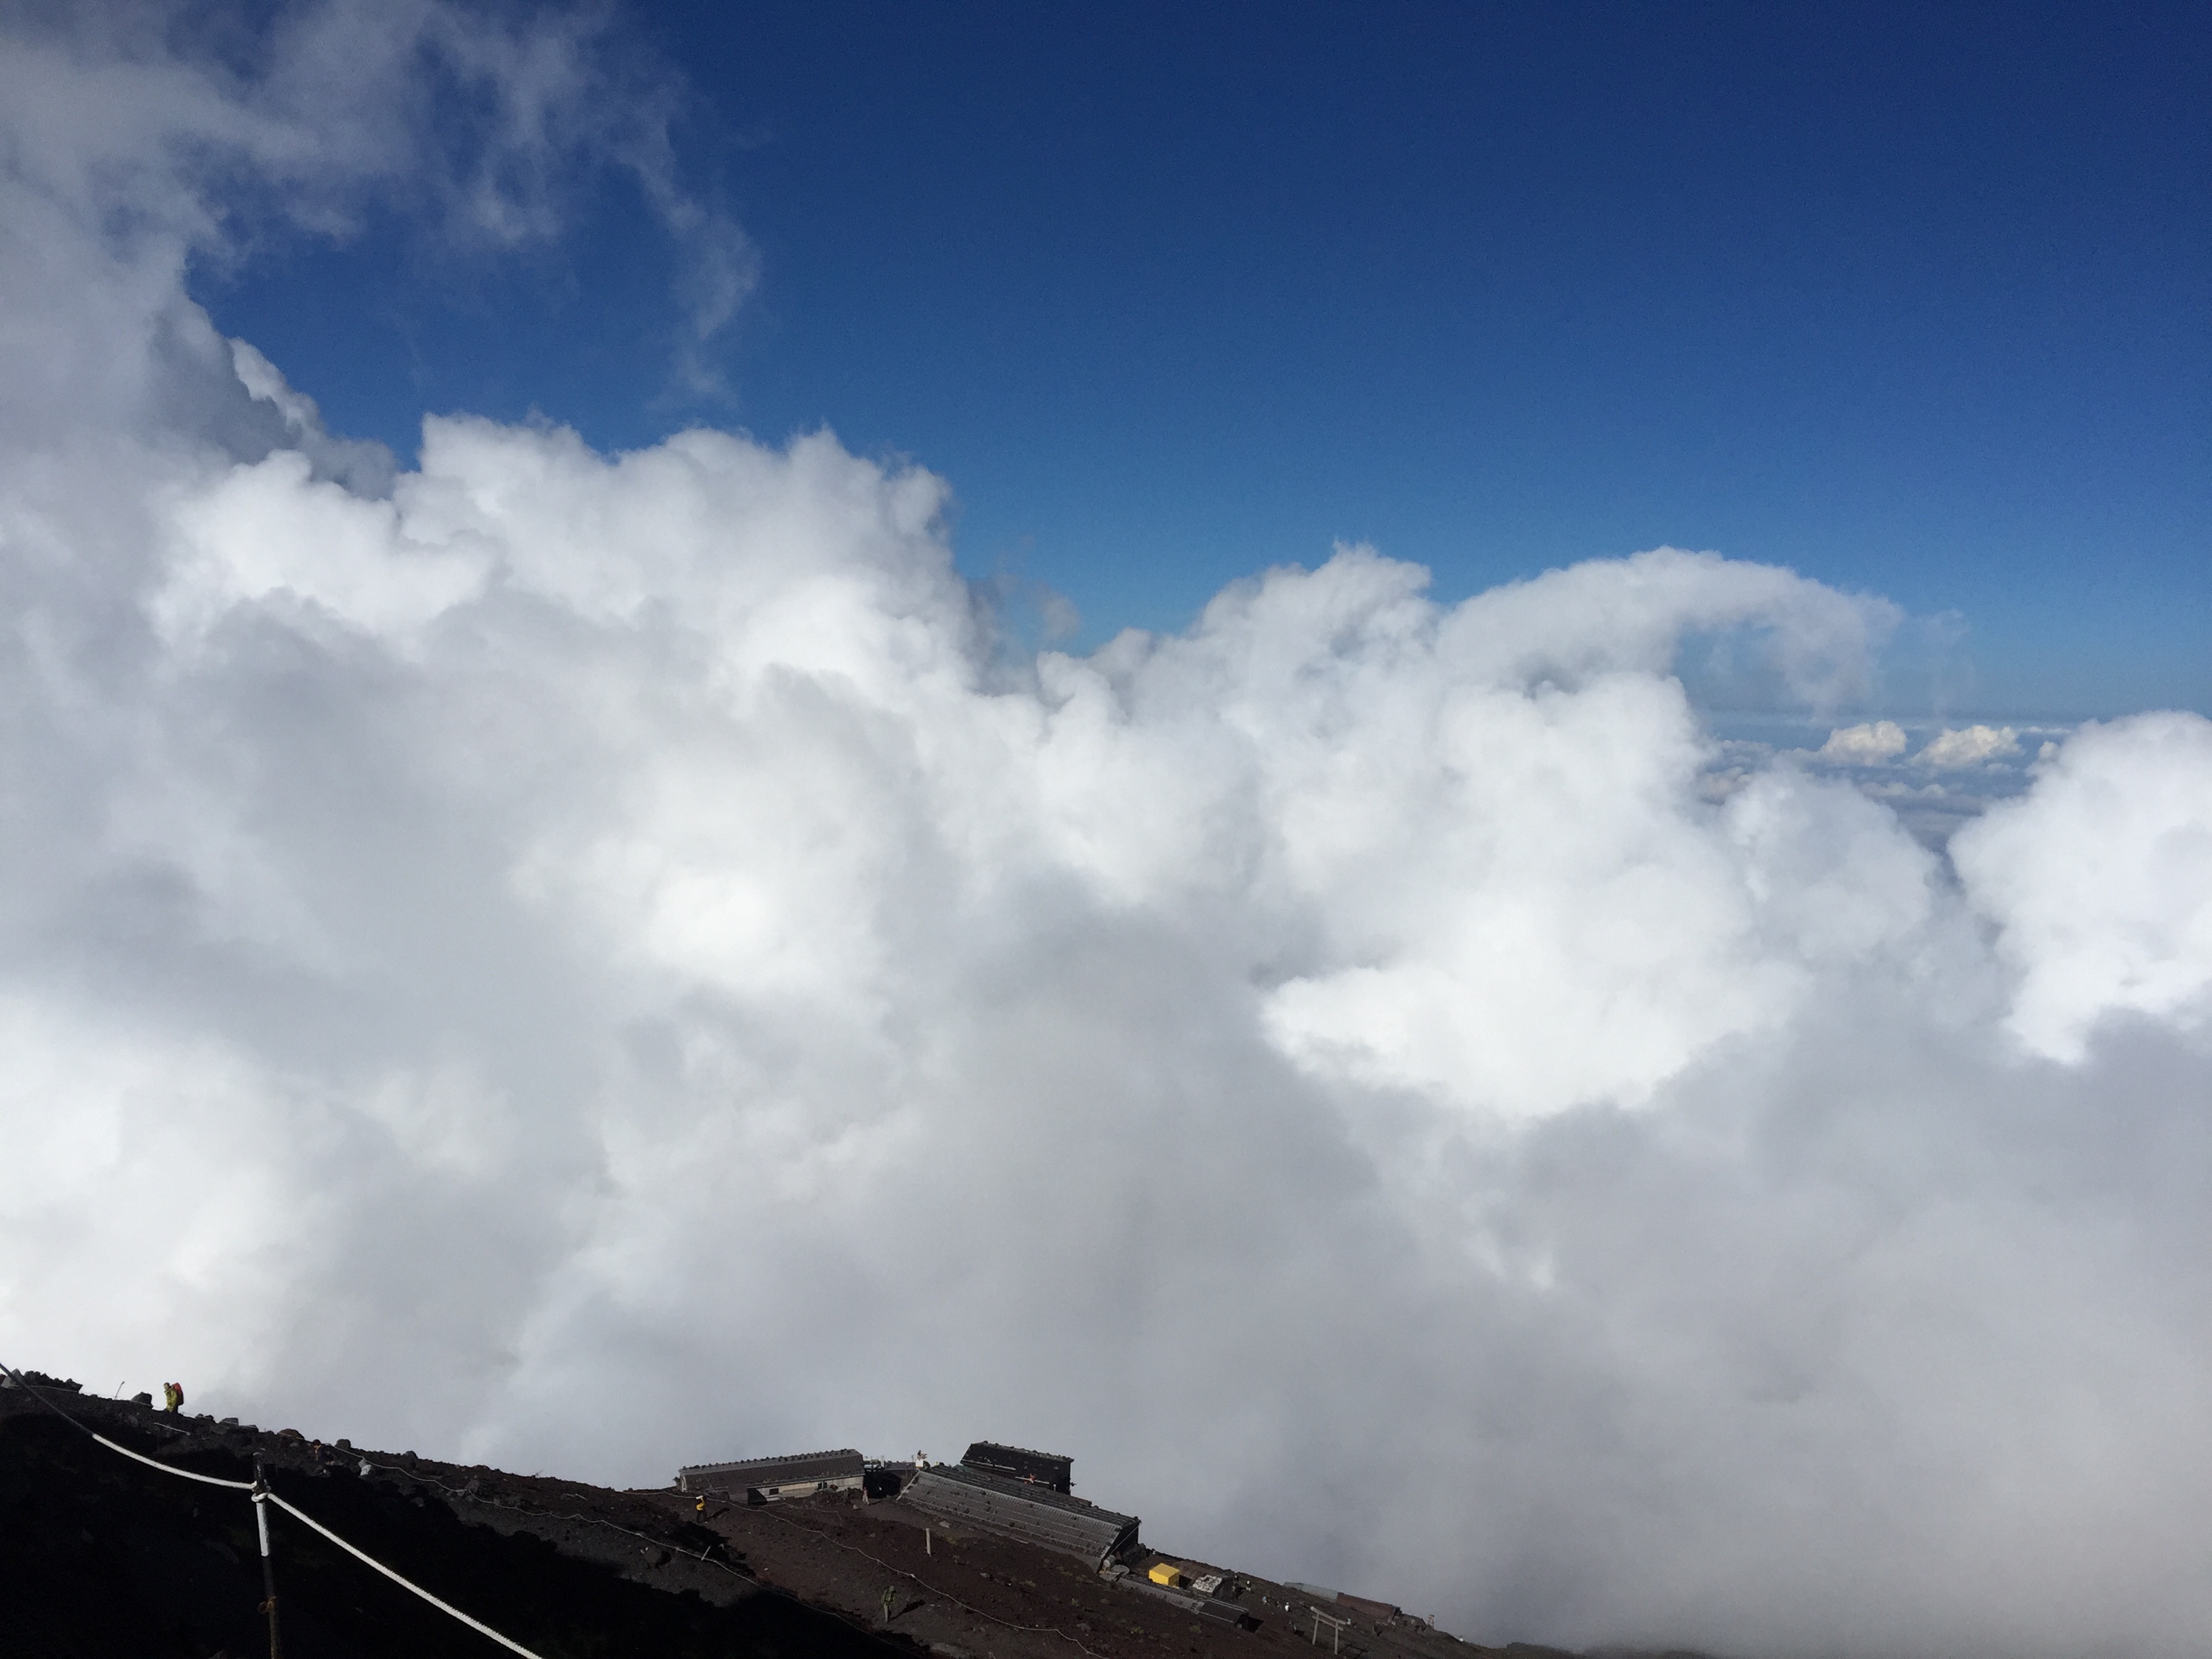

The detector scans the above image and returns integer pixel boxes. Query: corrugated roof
[677,1448,865,1491]
[905,1465,1139,1568]
[961,1441,1074,1490]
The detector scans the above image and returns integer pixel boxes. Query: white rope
[258,1490,549,1659]
[89,1431,257,1490]
[4,1359,544,1656]
[1,1359,254,1490]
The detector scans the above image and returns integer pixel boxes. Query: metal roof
[961,1441,1074,1491]
[676,1448,865,1492]
[906,1465,1139,1568]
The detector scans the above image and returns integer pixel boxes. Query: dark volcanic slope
[1,1383,908,1659]
[2,1375,1565,1659]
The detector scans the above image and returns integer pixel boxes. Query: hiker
[162,1381,183,1413]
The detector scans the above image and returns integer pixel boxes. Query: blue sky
[199,1,2207,718]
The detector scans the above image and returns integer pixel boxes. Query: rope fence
[1,1358,548,1658]
[255,1487,545,1658]
[4,1356,1126,1659]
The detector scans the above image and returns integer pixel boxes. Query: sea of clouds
[3,7,2211,1657]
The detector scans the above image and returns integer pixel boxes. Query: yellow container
[1147,1561,1185,1589]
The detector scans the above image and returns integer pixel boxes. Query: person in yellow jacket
[161,1380,183,1413]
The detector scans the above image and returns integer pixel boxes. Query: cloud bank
[5,10,2212,1658]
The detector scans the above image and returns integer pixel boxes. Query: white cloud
[1816,718,1908,764]
[4,14,2212,1659]
[1954,712,2212,1060]
[158,447,491,644]
[1917,723,2022,768]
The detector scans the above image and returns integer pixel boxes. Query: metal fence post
[253,1465,283,1659]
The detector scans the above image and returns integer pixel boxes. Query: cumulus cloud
[1765,720,2053,848]
[1815,718,1908,764]
[5,13,2212,1659]
[1915,722,2022,768]
[1954,714,2212,1061]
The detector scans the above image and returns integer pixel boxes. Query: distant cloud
[1917,723,2022,768]
[0,0,752,425]
[4,13,2212,1659]
[1815,719,1908,764]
